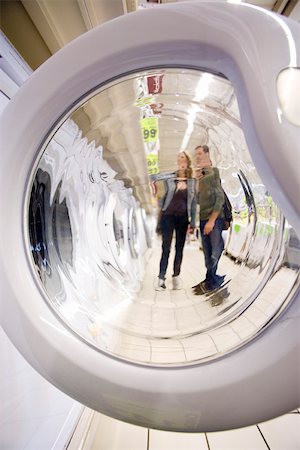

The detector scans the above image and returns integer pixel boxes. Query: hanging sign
[146,153,159,175]
[140,117,158,142]
[147,74,164,94]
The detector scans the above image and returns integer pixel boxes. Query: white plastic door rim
[0,1,299,432]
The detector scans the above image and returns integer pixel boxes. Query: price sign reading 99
[143,128,157,141]
[140,117,159,143]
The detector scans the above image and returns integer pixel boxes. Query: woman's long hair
[176,151,193,178]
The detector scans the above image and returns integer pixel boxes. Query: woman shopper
[152,151,196,291]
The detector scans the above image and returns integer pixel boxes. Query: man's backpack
[222,190,233,230]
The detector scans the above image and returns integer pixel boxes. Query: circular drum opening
[27,68,300,367]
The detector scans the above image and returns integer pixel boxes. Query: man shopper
[193,145,225,294]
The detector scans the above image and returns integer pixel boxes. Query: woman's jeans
[200,218,224,289]
[159,214,189,279]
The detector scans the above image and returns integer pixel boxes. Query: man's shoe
[194,281,210,295]
[172,276,183,290]
[155,278,166,291]
[200,276,226,293]
[192,279,206,289]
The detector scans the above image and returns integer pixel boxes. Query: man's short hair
[195,145,210,153]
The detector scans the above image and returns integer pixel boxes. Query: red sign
[147,75,164,94]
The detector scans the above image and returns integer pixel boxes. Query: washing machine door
[0,1,299,432]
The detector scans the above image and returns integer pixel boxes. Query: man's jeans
[200,218,224,289]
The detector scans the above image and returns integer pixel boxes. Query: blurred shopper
[193,145,225,294]
[152,151,196,290]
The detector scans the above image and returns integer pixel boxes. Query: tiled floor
[90,410,300,450]
[79,237,297,366]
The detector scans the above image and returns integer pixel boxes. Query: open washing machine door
[0,1,299,432]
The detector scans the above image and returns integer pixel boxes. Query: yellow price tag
[140,117,158,142]
[135,96,154,107]
[147,153,159,175]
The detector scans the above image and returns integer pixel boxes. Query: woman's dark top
[165,182,188,216]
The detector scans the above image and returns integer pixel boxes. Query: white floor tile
[91,414,148,450]
[207,425,268,450]
[149,429,208,450]
[258,413,300,450]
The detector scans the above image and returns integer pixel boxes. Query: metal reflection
[28,68,299,366]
